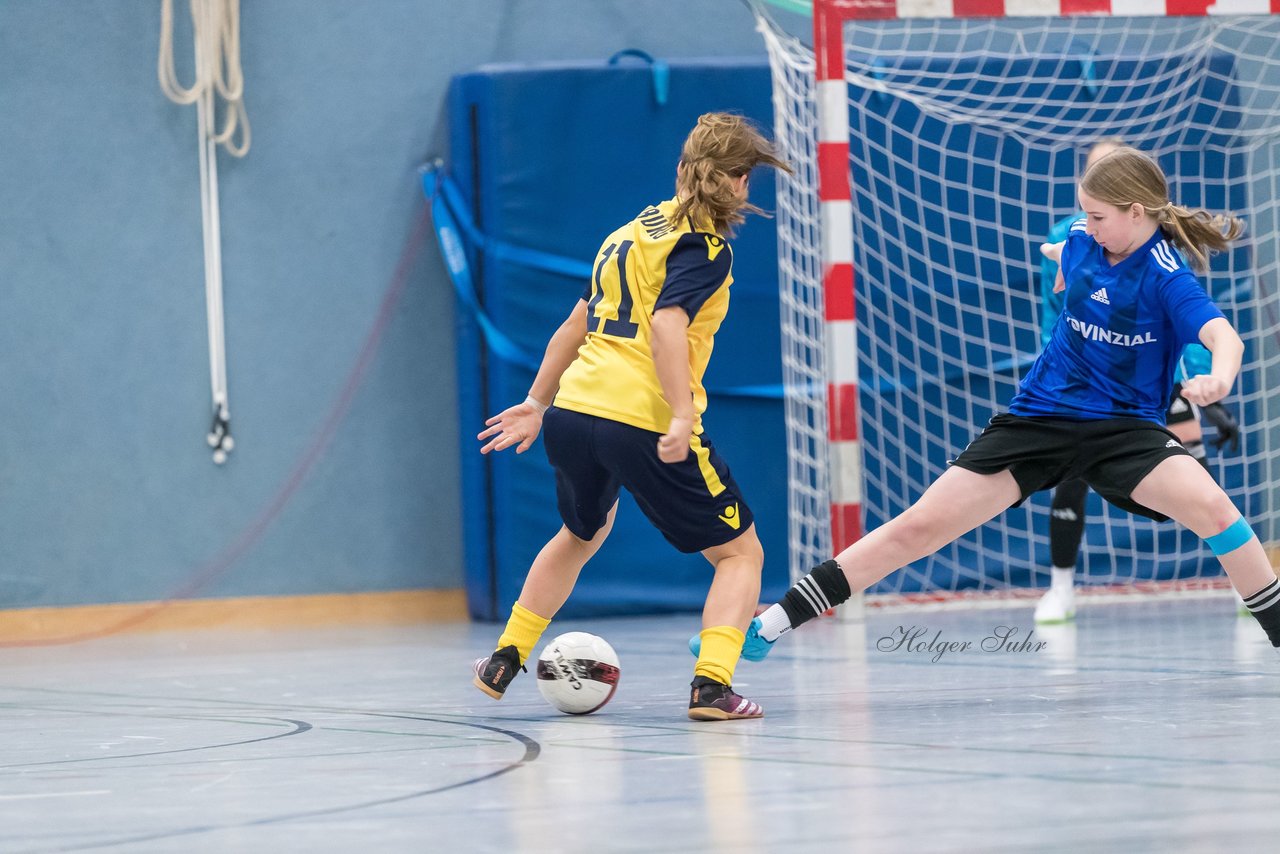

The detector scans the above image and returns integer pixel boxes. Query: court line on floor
[22,716,539,854]
[6,678,1278,776]
[0,715,310,770]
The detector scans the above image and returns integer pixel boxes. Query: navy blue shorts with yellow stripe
[542,406,753,554]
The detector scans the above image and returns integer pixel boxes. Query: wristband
[524,395,549,414]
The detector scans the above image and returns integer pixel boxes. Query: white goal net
[758,8,1280,599]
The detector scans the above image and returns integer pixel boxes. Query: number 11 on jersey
[587,240,639,339]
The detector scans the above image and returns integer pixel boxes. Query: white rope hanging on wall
[158,0,250,464]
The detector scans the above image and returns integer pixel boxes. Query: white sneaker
[1034,585,1076,624]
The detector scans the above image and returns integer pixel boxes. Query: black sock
[1243,578,1280,647]
[779,560,852,630]
[1049,479,1088,570]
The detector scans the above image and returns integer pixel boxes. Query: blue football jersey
[1040,213,1214,385]
[1012,223,1224,423]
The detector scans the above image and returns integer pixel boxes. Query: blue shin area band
[1205,517,1254,556]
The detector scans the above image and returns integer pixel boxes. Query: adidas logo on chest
[1090,288,1111,305]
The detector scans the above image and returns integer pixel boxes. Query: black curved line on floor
[44,715,540,853]
[2,718,312,770]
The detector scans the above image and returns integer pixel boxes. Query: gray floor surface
[1,598,1276,853]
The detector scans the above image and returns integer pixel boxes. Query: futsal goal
[755,0,1280,606]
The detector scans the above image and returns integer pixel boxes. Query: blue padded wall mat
[447,58,791,620]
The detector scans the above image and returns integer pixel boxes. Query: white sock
[1051,567,1074,592]
[756,604,792,642]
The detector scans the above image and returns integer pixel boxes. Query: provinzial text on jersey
[1066,316,1158,347]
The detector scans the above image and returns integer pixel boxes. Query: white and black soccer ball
[535,632,621,715]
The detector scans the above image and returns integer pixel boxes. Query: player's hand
[657,415,693,463]
[1180,374,1230,407]
[477,402,544,454]
[1201,402,1240,453]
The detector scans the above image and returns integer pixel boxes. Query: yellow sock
[694,625,745,686]
[497,602,551,666]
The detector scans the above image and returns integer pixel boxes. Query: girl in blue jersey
[732,146,1280,659]
[470,114,791,720]
[1034,141,1241,623]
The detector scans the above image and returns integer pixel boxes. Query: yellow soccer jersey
[554,197,734,435]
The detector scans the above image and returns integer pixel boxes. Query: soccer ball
[535,632,621,715]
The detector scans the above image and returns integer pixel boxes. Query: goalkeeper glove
[1201,402,1240,453]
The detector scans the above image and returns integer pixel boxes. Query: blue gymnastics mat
[442,56,791,620]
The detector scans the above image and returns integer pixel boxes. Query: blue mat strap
[607,49,669,106]
[423,164,540,371]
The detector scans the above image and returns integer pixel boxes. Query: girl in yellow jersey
[471,113,791,721]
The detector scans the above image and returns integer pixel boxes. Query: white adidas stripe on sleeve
[1151,241,1180,273]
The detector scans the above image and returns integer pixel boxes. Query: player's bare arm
[1182,317,1242,407]
[478,299,589,455]
[651,305,695,464]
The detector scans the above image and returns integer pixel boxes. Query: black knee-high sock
[1049,478,1088,570]
[767,560,851,637]
[1243,578,1280,648]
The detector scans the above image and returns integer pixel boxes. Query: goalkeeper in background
[1034,139,1242,624]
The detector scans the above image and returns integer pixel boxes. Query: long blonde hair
[1080,146,1244,271]
[671,113,791,236]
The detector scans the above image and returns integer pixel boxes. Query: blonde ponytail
[1154,202,1244,272]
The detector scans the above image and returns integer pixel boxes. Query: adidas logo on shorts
[1166,439,1181,448]
[1090,288,1111,305]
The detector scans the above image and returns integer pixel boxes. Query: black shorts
[542,406,754,554]
[951,413,1193,521]
[1165,382,1196,426]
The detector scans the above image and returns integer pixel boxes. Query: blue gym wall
[0,1,779,608]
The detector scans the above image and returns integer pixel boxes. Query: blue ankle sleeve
[1205,517,1254,556]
